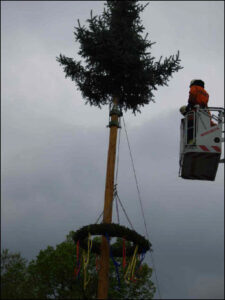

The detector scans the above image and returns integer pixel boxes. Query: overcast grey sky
[1,1,224,299]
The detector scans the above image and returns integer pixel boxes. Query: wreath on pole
[73,223,151,257]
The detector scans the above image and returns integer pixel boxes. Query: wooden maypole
[97,97,121,299]
[57,3,182,299]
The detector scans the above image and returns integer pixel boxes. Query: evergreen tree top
[57,0,182,114]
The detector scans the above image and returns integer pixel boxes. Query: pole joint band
[107,120,121,128]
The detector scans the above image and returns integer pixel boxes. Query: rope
[94,210,103,224]
[122,117,149,239]
[122,116,162,299]
[115,190,135,231]
[94,190,117,224]
[115,192,120,224]
[94,184,128,227]
[115,118,122,185]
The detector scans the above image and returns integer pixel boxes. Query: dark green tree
[27,233,155,299]
[1,233,155,299]
[1,249,32,299]
[57,0,182,113]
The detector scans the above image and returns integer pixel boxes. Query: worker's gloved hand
[179,105,187,115]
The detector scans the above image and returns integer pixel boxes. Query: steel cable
[122,116,162,299]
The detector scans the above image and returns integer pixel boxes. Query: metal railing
[198,107,224,123]
[184,110,196,145]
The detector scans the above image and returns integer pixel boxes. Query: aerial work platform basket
[179,106,224,181]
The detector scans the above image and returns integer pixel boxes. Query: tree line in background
[1,233,156,299]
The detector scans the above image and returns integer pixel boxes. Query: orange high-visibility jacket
[188,85,209,107]
[187,85,215,125]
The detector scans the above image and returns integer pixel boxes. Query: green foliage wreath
[73,223,151,257]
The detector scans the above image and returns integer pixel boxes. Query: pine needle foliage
[57,0,182,113]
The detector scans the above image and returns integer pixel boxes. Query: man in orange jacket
[184,79,214,143]
[187,79,209,111]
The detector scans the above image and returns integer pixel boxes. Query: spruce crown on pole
[57,0,183,114]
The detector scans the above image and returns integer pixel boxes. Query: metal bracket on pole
[107,120,121,128]
[107,103,123,128]
[110,107,123,117]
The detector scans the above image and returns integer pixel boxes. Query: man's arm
[187,86,197,110]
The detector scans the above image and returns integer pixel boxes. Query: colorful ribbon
[137,249,146,270]
[105,233,121,288]
[122,237,126,269]
[74,240,81,278]
[132,249,147,281]
[82,233,92,290]
[124,245,138,283]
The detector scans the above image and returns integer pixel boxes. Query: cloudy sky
[1,1,224,299]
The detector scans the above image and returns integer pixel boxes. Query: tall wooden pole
[97,97,121,299]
